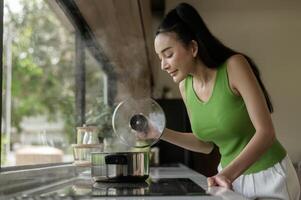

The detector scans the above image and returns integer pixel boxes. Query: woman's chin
[172,76,183,83]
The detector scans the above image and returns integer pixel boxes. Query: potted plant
[85,97,113,143]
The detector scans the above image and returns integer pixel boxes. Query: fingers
[207,176,233,190]
[207,177,216,187]
[218,180,232,189]
[216,176,232,190]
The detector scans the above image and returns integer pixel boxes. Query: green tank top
[184,62,286,174]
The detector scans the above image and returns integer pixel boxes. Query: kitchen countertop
[1,164,250,200]
[148,164,249,200]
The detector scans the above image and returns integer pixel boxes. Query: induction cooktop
[16,178,210,199]
[92,178,209,196]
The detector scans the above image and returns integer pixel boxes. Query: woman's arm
[161,128,214,154]
[209,54,276,187]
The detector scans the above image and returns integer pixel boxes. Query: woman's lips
[168,70,178,77]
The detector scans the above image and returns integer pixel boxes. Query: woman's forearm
[161,128,214,154]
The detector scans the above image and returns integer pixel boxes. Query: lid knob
[130,114,148,132]
[112,98,166,148]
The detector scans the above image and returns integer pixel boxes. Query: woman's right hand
[134,120,162,141]
[207,174,232,190]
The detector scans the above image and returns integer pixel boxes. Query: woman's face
[154,32,196,83]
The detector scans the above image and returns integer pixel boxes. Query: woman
[153,2,300,199]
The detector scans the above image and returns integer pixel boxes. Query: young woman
[153,2,300,199]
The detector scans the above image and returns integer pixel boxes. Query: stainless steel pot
[91,151,149,182]
[91,98,165,182]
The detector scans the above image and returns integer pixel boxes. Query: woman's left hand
[207,174,233,190]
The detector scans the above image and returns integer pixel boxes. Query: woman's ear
[190,40,198,58]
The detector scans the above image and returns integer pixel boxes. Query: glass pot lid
[112,98,166,148]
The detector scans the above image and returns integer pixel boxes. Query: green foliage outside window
[3,0,76,144]
[85,97,113,142]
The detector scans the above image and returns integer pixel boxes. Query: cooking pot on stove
[91,151,149,182]
[91,98,166,182]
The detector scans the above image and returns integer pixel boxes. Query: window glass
[1,0,110,168]
[1,0,76,167]
[85,49,109,143]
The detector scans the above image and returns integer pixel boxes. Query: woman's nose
[161,59,169,71]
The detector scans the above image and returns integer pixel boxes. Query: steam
[97,35,152,101]
[90,26,155,152]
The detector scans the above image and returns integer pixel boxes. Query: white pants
[218,155,300,200]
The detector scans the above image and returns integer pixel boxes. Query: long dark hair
[156,3,273,113]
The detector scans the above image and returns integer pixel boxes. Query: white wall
[153,0,301,163]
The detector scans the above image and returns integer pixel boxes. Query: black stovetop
[92,178,208,196]
[21,178,209,198]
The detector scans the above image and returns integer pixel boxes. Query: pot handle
[105,154,128,165]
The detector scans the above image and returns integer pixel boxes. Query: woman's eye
[165,53,173,58]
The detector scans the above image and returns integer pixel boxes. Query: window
[1,0,108,167]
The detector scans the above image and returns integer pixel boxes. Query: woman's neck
[190,61,216,87]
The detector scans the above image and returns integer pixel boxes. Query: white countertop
[87,164,250,200]
[145,164,249,200]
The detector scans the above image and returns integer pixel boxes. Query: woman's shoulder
[225,54,253,78]
[226,54,249,69]
[226,54,250,70]
[179,78,186,97]
[179,75,191,91]
[224,54,253,96]
[179,77,190,104]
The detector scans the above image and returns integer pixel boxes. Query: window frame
[0,0,4,171]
